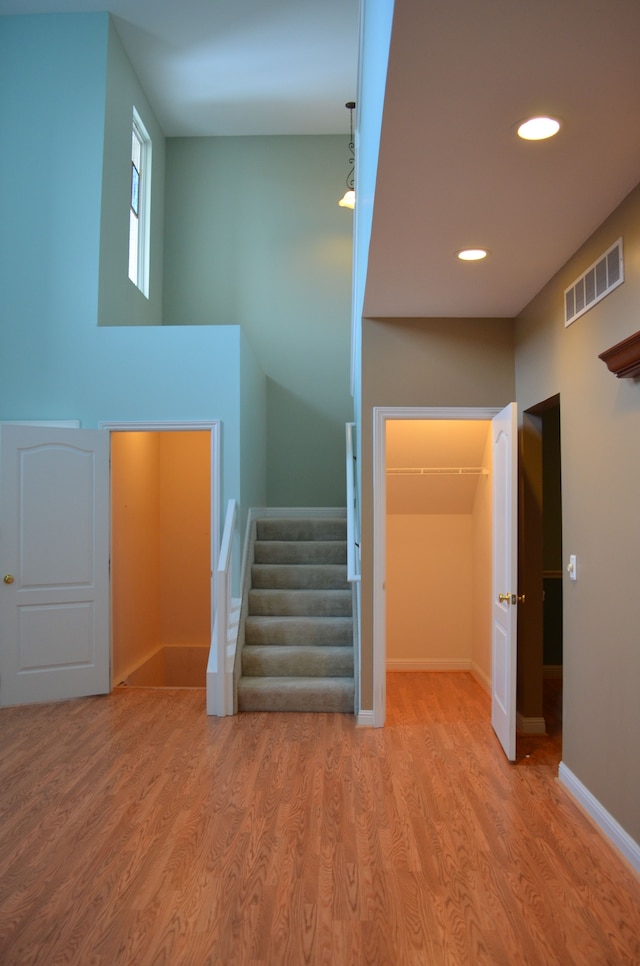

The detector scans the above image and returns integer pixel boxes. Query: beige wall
[360,318,515,706]
[515,181,640,843]
[387,515,473,667]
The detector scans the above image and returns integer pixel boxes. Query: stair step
[248,588,352,617]
[238,513,353,715]
[256,518,346,542]
[242,645,354,677]
[254,540,347,565]
[237,676,354,713]
[245,616,354,646]
[251,563,349,590]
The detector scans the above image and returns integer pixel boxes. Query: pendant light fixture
[338,101,356,209]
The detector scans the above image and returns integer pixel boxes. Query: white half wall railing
[207,499,240,716]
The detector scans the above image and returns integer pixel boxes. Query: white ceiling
[0,0,359,135]
[3,0,640,319]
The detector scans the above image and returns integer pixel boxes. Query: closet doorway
[373,405,519,742]
[385,417,493,685]
[102,421,220,689]
[519,396,563,757]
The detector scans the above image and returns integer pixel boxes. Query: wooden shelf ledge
[598,330,640,378]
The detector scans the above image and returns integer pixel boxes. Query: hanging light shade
[338,101,356,209]
[338,189,355,209]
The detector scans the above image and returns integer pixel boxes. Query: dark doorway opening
[518,395,563,765]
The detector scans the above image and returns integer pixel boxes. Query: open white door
[491,403,518,760]
[0,424,110,707]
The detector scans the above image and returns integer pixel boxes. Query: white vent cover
[564,238,623,327]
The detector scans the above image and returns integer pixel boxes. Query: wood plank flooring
[1,672,639,965]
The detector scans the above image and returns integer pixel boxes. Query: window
[128,108,151,297]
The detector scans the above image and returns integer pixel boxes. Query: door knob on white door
[498,592,524,605]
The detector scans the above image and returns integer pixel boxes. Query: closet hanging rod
[387,466,488,477]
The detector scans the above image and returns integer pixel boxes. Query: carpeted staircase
[237,516,355,713]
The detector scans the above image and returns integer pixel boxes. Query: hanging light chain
[345,100,355,191]
[338,101,356,209]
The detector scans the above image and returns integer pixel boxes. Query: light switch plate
[568,554,577,581]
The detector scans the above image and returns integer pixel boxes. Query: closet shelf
[598,330,640,378]
[387,466,487,476]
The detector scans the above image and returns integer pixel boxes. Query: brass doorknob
[498,593,511,602]
[3,574,15,584]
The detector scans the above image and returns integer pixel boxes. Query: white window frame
[128,107,152,298]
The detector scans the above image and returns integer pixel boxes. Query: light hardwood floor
[1,673,638,965]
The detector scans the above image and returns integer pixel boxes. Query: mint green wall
[98,18,165,327]
[0,13,108,413]
[0,14,244,515]
[163,135,353,506]
[240,332,268,518]
[0,14,350,521]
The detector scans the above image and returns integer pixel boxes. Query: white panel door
[0,425,110,707]
[491,403,518,760]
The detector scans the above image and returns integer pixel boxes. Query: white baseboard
[386,658,472,672]
[558,762,640,877]
[516,712,547,735]
[356,709,375,727]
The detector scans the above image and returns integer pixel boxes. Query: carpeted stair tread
[251,563,349,590]
[242,645,354,677]
[248,588,352,617]
[238,512,354,715]
[254,540,347,564]
[237,676,354,713]
[256,518,347,542]
[245,615,354,646]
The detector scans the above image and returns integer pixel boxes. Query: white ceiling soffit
[0,0,359,136]
[364,0,640,320]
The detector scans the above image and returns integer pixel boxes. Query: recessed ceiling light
[517,116,561,141]
[457,249,489,261]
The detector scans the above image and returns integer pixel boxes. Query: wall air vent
[564,238,623,327]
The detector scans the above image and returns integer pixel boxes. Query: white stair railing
[207,499,240,716]
[346,422,361,716]
[346,422,360,583]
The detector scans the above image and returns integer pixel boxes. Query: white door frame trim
[372,406,500,727]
